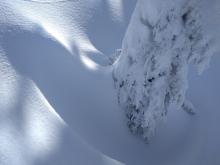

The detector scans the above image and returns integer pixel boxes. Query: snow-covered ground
[0,0,219,165]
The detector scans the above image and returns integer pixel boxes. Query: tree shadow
[2,30,130,161]
[1,30,124,165]
[2,30,99,131]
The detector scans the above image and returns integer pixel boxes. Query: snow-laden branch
[113,0,215,141]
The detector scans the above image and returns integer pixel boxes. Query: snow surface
[0,0,220,165]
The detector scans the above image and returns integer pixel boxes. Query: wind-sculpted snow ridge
[113,0,216,142]
[0,32,125,165]
[3,0,132,68]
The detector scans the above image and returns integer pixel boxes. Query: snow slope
[0,0,220,165]
[0,48,124,165]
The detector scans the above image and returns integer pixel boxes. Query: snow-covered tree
[113,0,215,141]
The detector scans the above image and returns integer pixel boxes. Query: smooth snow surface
[0,0,219,165]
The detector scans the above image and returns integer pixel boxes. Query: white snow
[113,0,217,141]
[0,0,220,165]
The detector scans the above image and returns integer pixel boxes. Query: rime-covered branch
[113,0,214,141]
